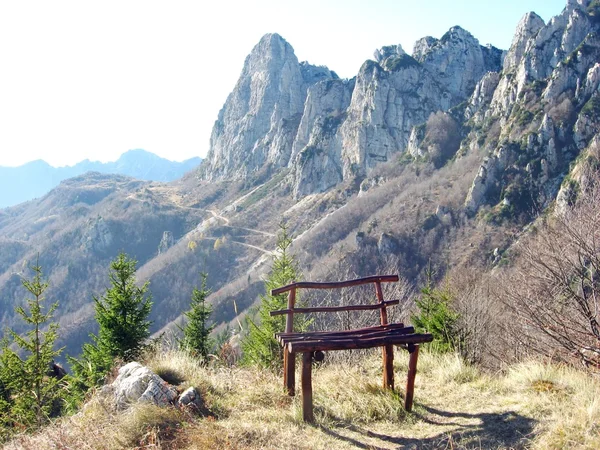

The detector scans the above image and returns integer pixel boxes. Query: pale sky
[0,0,567,168]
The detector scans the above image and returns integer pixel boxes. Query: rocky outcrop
[102,362,178,410]
[491,1,595,117]
[464,146,510,214]
[201,33,336,181]
[336,29,502,180]
[462,0,600,215]
[82,216,113,252]
[338,57,447,178]
[414,26,503,102]
[178,386,203,411]
[502,12,545,71]
[158,231,174,254]
[465,72,500,121]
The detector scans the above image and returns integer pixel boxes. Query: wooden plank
[288,333,433,353]
[302,352,314,422]
[280,327,415,346]
[270,300,400,317]
[405,345,420,412]
[271,275,399,295]
[276,323,407,341]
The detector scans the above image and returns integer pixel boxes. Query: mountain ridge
[0,149,202,208]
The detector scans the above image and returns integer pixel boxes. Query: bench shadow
[316,404,536,449]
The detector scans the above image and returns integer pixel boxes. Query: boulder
[178,386,203,411]
[107,362,178,410]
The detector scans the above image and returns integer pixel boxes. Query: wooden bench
[270,274,433,422]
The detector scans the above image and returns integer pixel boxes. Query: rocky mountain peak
[502,12,545,71]
[200,33,336,181]
[373,44,406,64]
[415,25,503,101]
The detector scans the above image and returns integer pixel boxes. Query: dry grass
[4,350,600,449]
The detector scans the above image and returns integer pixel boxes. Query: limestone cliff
[200,33,336,181]
[464,0,600,215]
[201,0,600,211]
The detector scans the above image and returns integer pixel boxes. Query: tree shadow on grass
[318,405,537,449]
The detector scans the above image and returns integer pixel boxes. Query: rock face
[290,78,354,198]
[202,1,600,212]
[201,29,501,198]
[82,216,113,252]
[463,0,600,214]
[158,231,174,254]
[201,33,336,181]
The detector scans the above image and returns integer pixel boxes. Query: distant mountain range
[0,149,202,208]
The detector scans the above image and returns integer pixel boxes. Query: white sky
[0,0,567,168]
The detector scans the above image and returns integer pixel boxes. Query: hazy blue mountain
[0,149,201,208]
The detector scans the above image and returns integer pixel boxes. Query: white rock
[502,12,545,71]
[178,386,202,411]
[111,362,178,410]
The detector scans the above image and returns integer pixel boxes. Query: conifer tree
[241,222,306,369]
[178,273,214,361]
[411,268,461,353]
[71,252,152,389]
[0,260,63,433]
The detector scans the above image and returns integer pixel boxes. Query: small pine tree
[241,221,307,369]
[0,260,63,433]
[70,252,152,389]
[411,275,461,353]
[178,273,214,361]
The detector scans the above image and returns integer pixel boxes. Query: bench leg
[383,344,394,390]
[302,352,314,422]
[405,345,419,411]
[284,349,296,396]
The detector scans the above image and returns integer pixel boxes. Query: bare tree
[423,111,462,168]
[501,159,600,368]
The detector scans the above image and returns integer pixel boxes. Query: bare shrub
[545,91,576,124]
[446,268,505,366]
[423,112,462,167]
[501,164,600,368]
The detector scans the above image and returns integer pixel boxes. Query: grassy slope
[5,350,600,450]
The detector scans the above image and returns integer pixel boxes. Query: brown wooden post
[302,352,314,422]
[284,287,296,396]
[405,345,419,411]
[375,281,394,390]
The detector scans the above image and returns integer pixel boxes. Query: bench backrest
[269,274,399,333]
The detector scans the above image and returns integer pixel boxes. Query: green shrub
[384,54,420,72]
[411,278,461,353]
[582,95,600,120]
[70,253,153,391]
